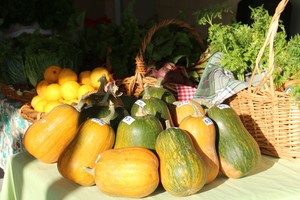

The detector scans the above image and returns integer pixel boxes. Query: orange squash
[173,99,205,126]
[57,118,115,186]
[94,147,160,198]
[23,104,80,163]
[179,108,219,184]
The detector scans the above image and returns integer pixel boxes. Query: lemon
[45,83,62,101]
[36,80,50,99]
[61,81,81,101]
[33,99,48,112]
[44,66,62,83]
[90,67,111,89]
[77,84,95,99]
[58,68,78,85]
[31,95,43,108]
[79,70,92,85]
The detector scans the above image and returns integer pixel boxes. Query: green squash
[155,121,206,196]
[114,106,164,151]
[207,104,261,178]
[140,79,176,105]
[131,85,174,129]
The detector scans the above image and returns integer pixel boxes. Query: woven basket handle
[135,18,206,76]
[247,0,289,95]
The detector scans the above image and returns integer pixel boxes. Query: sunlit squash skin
[207,104,261,178]
[23,104,80,163]
[179,114,219,184]
[114,107,163,151]
[94,147,160,198]
[173,99,206,126]
[155,125,206,196]
[57,118,115,186]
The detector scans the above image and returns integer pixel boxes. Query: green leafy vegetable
[196,5,300,99]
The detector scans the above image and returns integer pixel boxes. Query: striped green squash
[207,104,261,178]
[155,125,206,196]
[114,106,164,151]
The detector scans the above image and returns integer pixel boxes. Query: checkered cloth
[175,84,197,101]
[193,52,248,104]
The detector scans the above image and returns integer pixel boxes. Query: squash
[94,147,160,198]
[131,85,174,129]
[23,104,80,163]
[57,117,115,186]
[207,104,261,178]
[173,99,205,126]
[141,80,177,122]
[114,106,163,151]
[140,79,176,105]
[155,121,206,196]
[179,106,219,184]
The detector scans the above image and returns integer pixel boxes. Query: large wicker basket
[227,0,300,159]
[118,18,206,98]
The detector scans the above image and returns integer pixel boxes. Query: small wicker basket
[117,18,206,98]
[227,0,300,159]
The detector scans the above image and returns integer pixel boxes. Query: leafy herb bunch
[196,5,300,93]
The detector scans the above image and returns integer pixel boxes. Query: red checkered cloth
[175,84,197,101]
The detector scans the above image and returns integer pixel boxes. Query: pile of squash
[23,77,262,198]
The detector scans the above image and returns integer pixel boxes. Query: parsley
[197,6,300,88]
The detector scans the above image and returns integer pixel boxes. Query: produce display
[6,0,298,198]
[22,65,262,197]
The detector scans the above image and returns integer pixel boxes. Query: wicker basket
[1,83,35,102]
[19,103,46,123]
[227,0,300,159]
[118,18,206,98]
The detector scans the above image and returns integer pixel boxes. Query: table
[1,151,300,200]
[0,97,30,171]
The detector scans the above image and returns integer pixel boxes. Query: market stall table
[0,94,30,171]
[1,151,300,200]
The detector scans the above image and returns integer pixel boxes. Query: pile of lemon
[31,66,111,113]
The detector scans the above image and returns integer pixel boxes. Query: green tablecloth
[0,97,30,171]
[1,151,300,200]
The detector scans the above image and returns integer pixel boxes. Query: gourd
[179,105,219,185]
[207,104,261,178]
[140,79,176,105]
[142,80,177,121]
[155,121,206,196]
[57,116,115,186]
[131,85,174,129]
[23,104,80,163]
[114,106,163,151]
[173,99,205,126]
[94,147,160,198]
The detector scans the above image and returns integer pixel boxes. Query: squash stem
[142,83,151,99]
[101,100,116,124]
[165,119,172,129]
[135,105,147,117]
